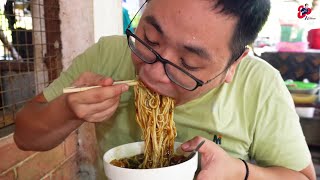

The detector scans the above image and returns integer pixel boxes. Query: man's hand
[182,136,245,180]
[182,136,316,180]
[66,72,129,122]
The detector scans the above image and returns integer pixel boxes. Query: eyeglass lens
[128,35,198,90]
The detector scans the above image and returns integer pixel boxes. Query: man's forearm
[246,162,314,180]
[14,94,84,151]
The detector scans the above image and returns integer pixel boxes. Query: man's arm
[14,73,129,151]
[247,162,316,180]
[182,137,317,180]
[14,93,83,151]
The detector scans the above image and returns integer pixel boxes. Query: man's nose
[146,61,171,84]
[146,46,180,83]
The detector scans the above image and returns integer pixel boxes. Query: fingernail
[122,85,129,92]
[100,79,109,86]
[182,143,189,149]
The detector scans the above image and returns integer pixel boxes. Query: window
[0,0,62,137]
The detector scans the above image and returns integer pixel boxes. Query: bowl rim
[103,141,198,170]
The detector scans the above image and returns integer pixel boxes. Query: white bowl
[103,142,198,180]
[295,107,315,118]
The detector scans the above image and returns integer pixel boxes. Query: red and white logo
[297,4,312,19]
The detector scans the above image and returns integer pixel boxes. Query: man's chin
[158,91,175,98]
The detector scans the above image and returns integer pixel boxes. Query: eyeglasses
[125,1,242,91]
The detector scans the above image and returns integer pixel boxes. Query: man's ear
[225,48,250,83]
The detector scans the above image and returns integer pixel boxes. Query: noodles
[134,81,176,168]
[110,81,178,169]
[110,154,187,169]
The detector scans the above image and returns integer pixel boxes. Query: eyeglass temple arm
[126,0,149,30]
[204,46,248,84]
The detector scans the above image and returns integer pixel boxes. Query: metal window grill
[0,0,62,131]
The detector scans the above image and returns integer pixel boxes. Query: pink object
[276,42,308,52]
[308,29,320,49]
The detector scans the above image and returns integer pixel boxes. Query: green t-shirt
[43,36,311,179]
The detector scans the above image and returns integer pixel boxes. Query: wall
[60,0,123,177]
[93,0,122,42]
[0,0,82,179]
[60,0,97,179]
[0,0,123,179]
[0,131,78,180]
[60,1,95,69]
[60,0,124,178]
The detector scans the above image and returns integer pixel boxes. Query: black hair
[305,3,308,6]
[211,0,271,62]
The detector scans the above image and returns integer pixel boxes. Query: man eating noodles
[14,0,316,179]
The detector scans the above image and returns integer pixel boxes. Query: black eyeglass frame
[125,0,245,91]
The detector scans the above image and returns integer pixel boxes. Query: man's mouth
[138,78,159,93]
[138,77,174,98]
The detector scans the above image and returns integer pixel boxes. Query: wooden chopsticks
[62,80,138,93]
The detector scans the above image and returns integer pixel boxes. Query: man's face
[131,0,241,105]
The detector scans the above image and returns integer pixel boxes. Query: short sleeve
[43,39,102,101]
[43,36,131,102]
[249,72,311,171]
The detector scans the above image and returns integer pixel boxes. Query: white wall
[60,0,95,69]
[59,1,98,178]
[93,0,123,42]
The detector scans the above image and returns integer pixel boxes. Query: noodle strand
[134,81,176,168]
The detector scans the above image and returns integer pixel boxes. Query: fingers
[73,72,111,87]
[67,72,131,123]
[181,136,206,151]
[99,78,114,86]
[69,84,128,104]
[197,170,212,180]
[85,96,120,114]
[86,100,120,122]
[67,85,128,122]
[181,136,217,155]
[71,72,129,104]
[84,84,127,103]
[72,96,120,119]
